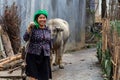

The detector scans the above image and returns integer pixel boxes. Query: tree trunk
[101,0,107,18]
[1,27,14,57]
[0,26,6,58]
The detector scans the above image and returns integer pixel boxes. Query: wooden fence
[101,18,120,80]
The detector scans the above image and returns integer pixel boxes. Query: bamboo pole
[102,18,109,52]
[112,31,120,80]
[113,46,119,80]
[116,38,120,80]
[112,31,116,80]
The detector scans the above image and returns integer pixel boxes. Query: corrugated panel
[0,0,86,50]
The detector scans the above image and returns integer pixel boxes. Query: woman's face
[37,14,47,27]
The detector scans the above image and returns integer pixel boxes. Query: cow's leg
[50,50,53,67]
[58,45,65,69]
[58,42,66,69]
[58,50,64,69]
[53,50,58,66]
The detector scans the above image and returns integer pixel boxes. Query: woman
[23,10,52,80]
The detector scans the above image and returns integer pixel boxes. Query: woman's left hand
[27,22,35,33]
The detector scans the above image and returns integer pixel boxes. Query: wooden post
[112,31,120,80]
[102,18,109,52]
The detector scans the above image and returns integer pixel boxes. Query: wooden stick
[0,54,21,68]
[0,53,21,63]
[8,66,22,74]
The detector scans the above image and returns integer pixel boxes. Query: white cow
[47,18,70,69]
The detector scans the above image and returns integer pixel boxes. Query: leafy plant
[96,40,102,62]
[101,49,113,80]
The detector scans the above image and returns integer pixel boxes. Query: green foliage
[96,42,113,80]
[105,58,112,78]
[101,49,113,80]
[96,40,102,62]
[110,20,120,36]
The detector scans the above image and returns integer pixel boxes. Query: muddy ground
[0,48,104,80]
[52,48,104,80]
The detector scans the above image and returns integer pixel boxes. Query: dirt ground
[52,48,104,80]
[0,48,104,80]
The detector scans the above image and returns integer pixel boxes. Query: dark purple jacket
[23,26,51,56]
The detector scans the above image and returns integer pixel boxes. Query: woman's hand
[27,22,35,33]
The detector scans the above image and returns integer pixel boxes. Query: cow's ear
[56,27,64,32]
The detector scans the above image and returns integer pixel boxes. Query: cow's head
[49,26,63,39]
[47,21,64,40]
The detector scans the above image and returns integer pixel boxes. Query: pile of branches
[0,2,21,54]
[0,2,23,73]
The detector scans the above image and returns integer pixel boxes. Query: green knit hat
[33,9,48,29]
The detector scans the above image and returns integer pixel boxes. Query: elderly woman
[23,10,52,80]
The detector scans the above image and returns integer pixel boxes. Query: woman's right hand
[27,22,35,33]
